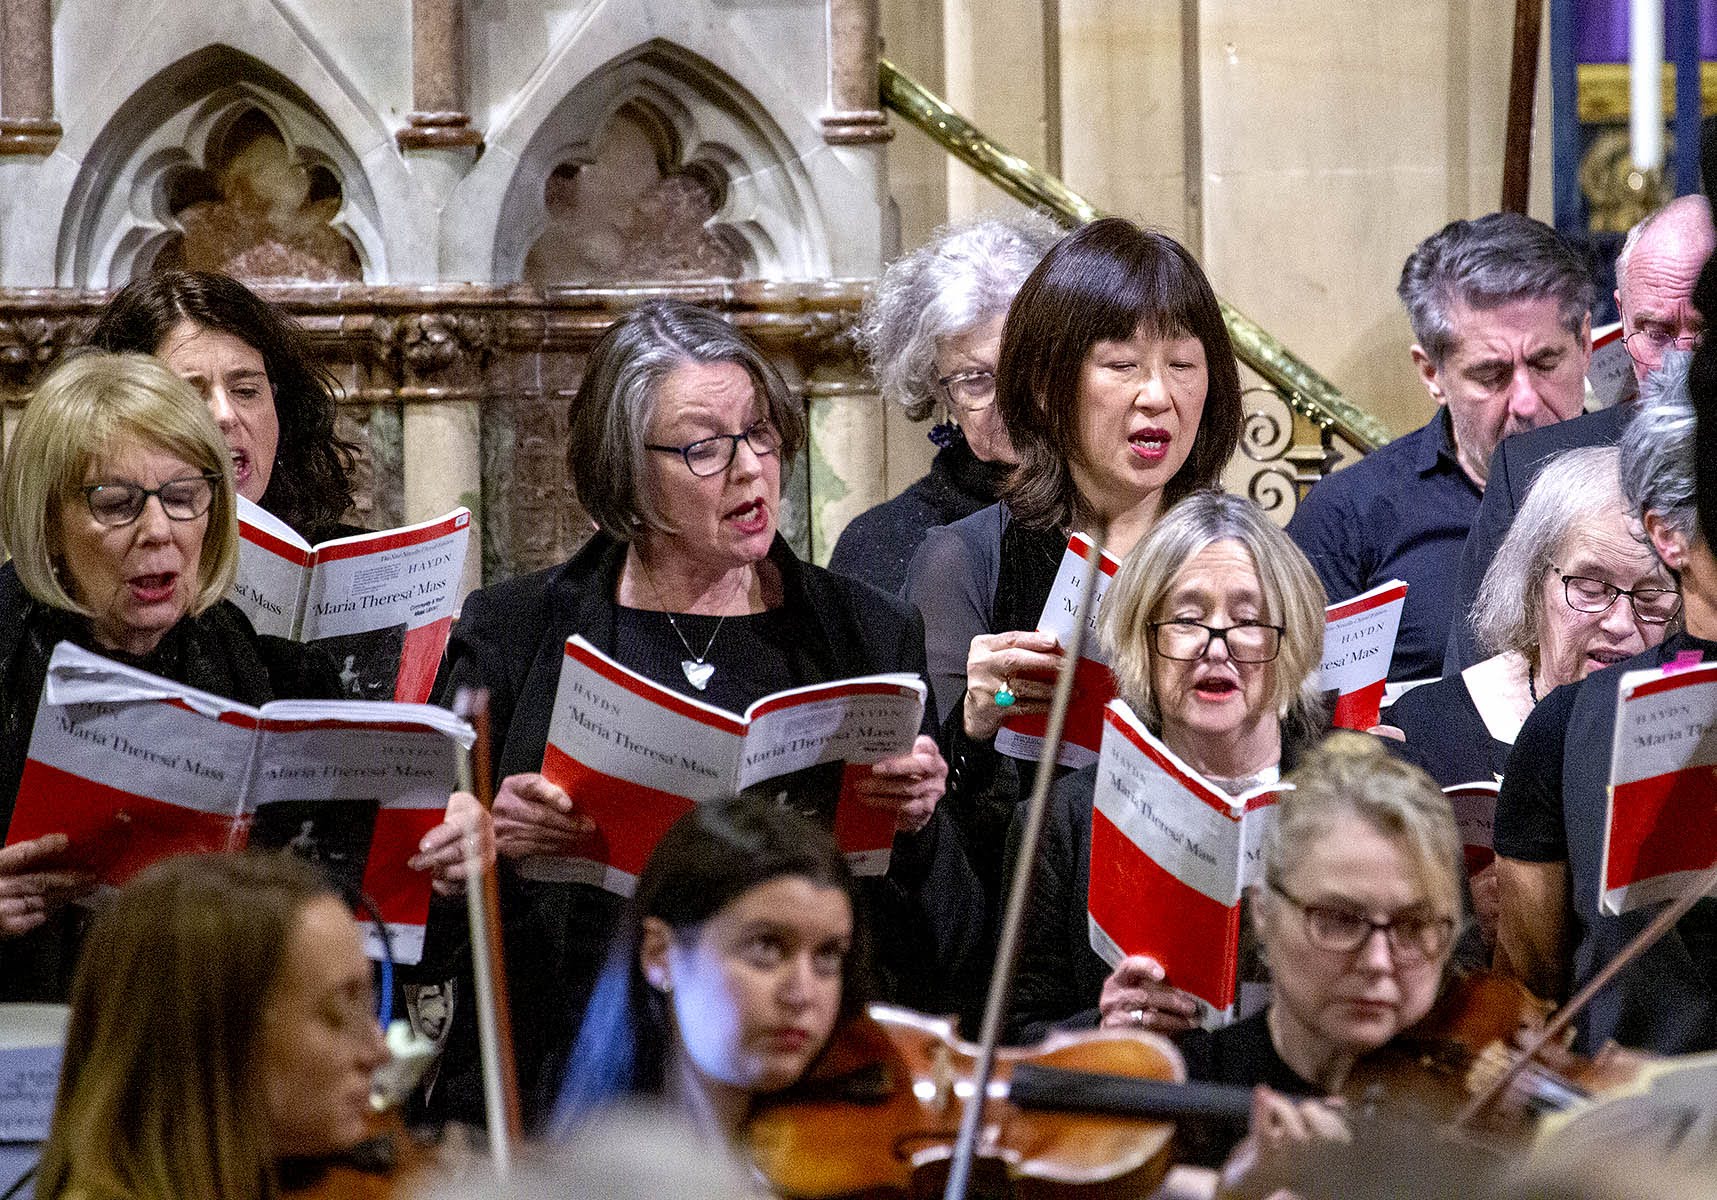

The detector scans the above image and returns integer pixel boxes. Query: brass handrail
[879,58,1391,453]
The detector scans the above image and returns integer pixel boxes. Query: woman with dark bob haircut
[86,270,361,541]
[434,299,983,1125]
[904,217,1243,904]
[555,795,869,1140]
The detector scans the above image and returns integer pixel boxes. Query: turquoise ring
[994,683,1017,708]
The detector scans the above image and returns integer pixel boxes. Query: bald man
[1444,196,1716,674]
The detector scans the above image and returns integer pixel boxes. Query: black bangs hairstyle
[1690,253,1717,544]
[86,270,358,538]
[552,795,870,1129]
[996,217,1243,532]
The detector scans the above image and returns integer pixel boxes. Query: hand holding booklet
[4,642,475,963]
[1087,701,1284,1027]
[534,636,928,894]
[229,496,470,704]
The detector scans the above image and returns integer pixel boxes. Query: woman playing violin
[1187,732,1463,1197]
[555,795,864,1146]
[34,852,389,1200]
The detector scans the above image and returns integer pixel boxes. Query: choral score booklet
[1444,780,1500,878]
[533,635,927,894]
[1087,700,1284,1027]
[1601,657,1717,915]
[995,532,1122,769]
[230,496,470,705]
[4,642,475,964]
[1319,579,1408,730]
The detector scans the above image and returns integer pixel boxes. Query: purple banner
[1574,0,1717,62]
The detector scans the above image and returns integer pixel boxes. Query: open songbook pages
[0,1004,64,1143]
[1087,700,1285,1027]
[1444,780,1499,878]
[533,636,927,894]
[4,643,474,964]
[1320,579,1408,730]
[1602,658,1717,915]
[230,496,470,704]
[995,532,1122,769]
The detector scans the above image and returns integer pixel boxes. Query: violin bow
[941,523,1110,1200]
[1452,853,1717,1130]
[454,686,526,1176]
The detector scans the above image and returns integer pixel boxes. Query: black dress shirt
[1286,412,1481,682]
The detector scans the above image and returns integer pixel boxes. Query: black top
[610,606,801,711]
[1286,412,1481,682]
[1495,632,1717,1052]
[1442,405,1630,675]
[1175,1009,1319,1167]
[1381,673,1511,788]
[0,562,342,1001]
[828,437,1009,597]
[433,531,987,1124]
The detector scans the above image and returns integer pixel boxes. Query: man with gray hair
[1443,195,1715,673]
[1288,212,1593,682]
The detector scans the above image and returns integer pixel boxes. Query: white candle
[1631,0,1665,172]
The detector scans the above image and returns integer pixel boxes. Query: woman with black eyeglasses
[434,300,984,1125]
[1009,491,1329,1043]
[0,352,479,1003]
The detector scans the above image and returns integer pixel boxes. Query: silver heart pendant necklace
[639,556,730,692]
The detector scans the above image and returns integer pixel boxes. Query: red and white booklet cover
[1320,580,1408,730]
[533,636,928,894]
[231,496,470,705]
[1087,700,1284,1026]
[1601,658,1717,915]
[4,643,474,964]
[1444,781,1500,878]
[995,532,1122,769]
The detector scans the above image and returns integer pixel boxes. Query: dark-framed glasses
[646,420,782,477]
[81,474,219,527]
[1553,568,1681,624]
[1266,878,1454,963]
[1149,619,1283,663]
[1624,328,1702,365]
[936,369,996,414]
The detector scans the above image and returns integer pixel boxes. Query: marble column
[0,0,61,156]
[403,397,483,600]
[807,382,888,566]
[822,0,892,144]
[396,0,482,152]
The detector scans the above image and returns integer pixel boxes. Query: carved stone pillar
[822,0,892,145]
[0,0,61,155]
[806,382,888,566]
[396,0,482,152]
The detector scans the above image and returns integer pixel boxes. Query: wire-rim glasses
[81,474,220,527]
[1148,619,1283,663]
[1552,567,1681,625]
[1624,328,1702,366]
[1266,877,1454,964]
[936,369,996,415]
[646,420,782,477]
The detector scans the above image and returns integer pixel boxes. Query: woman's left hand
[409,791,496,896]
[1216,1086,1350,1200]
[856,736,947,834]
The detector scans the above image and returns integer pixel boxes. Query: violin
[278,1111,443,1200]
[746,1005,1253,1199]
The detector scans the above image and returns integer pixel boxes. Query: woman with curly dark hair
[86,270,361,542]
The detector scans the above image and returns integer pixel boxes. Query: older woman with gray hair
[434,299,983,1123]
[1382,444,1677,791]
[1495,348,1717,1052]
[828,212,1062,593]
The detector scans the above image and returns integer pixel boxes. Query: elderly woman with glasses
[1495,347,1717,1053]
[0,353,481,1001]
[1010,491,1327,1043]
[1383,444,1677,792]
[828,213,1061,595]
[435,299,982,1123]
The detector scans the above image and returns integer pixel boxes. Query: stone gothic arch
[483,39,829,282]
[56,45,385,287]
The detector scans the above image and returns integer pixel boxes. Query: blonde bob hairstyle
[1257,731,1463,926]
[1101,490,1327,739]
[1,351,238,615]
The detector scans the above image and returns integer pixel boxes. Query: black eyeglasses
[1552,568,1681,625]
[81,474,220,527]
[936,369,996,414]
[1148,619,1283,663]
[1624,328,1702,365]
[1266,877,1454,964]
[646,420,782,477]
